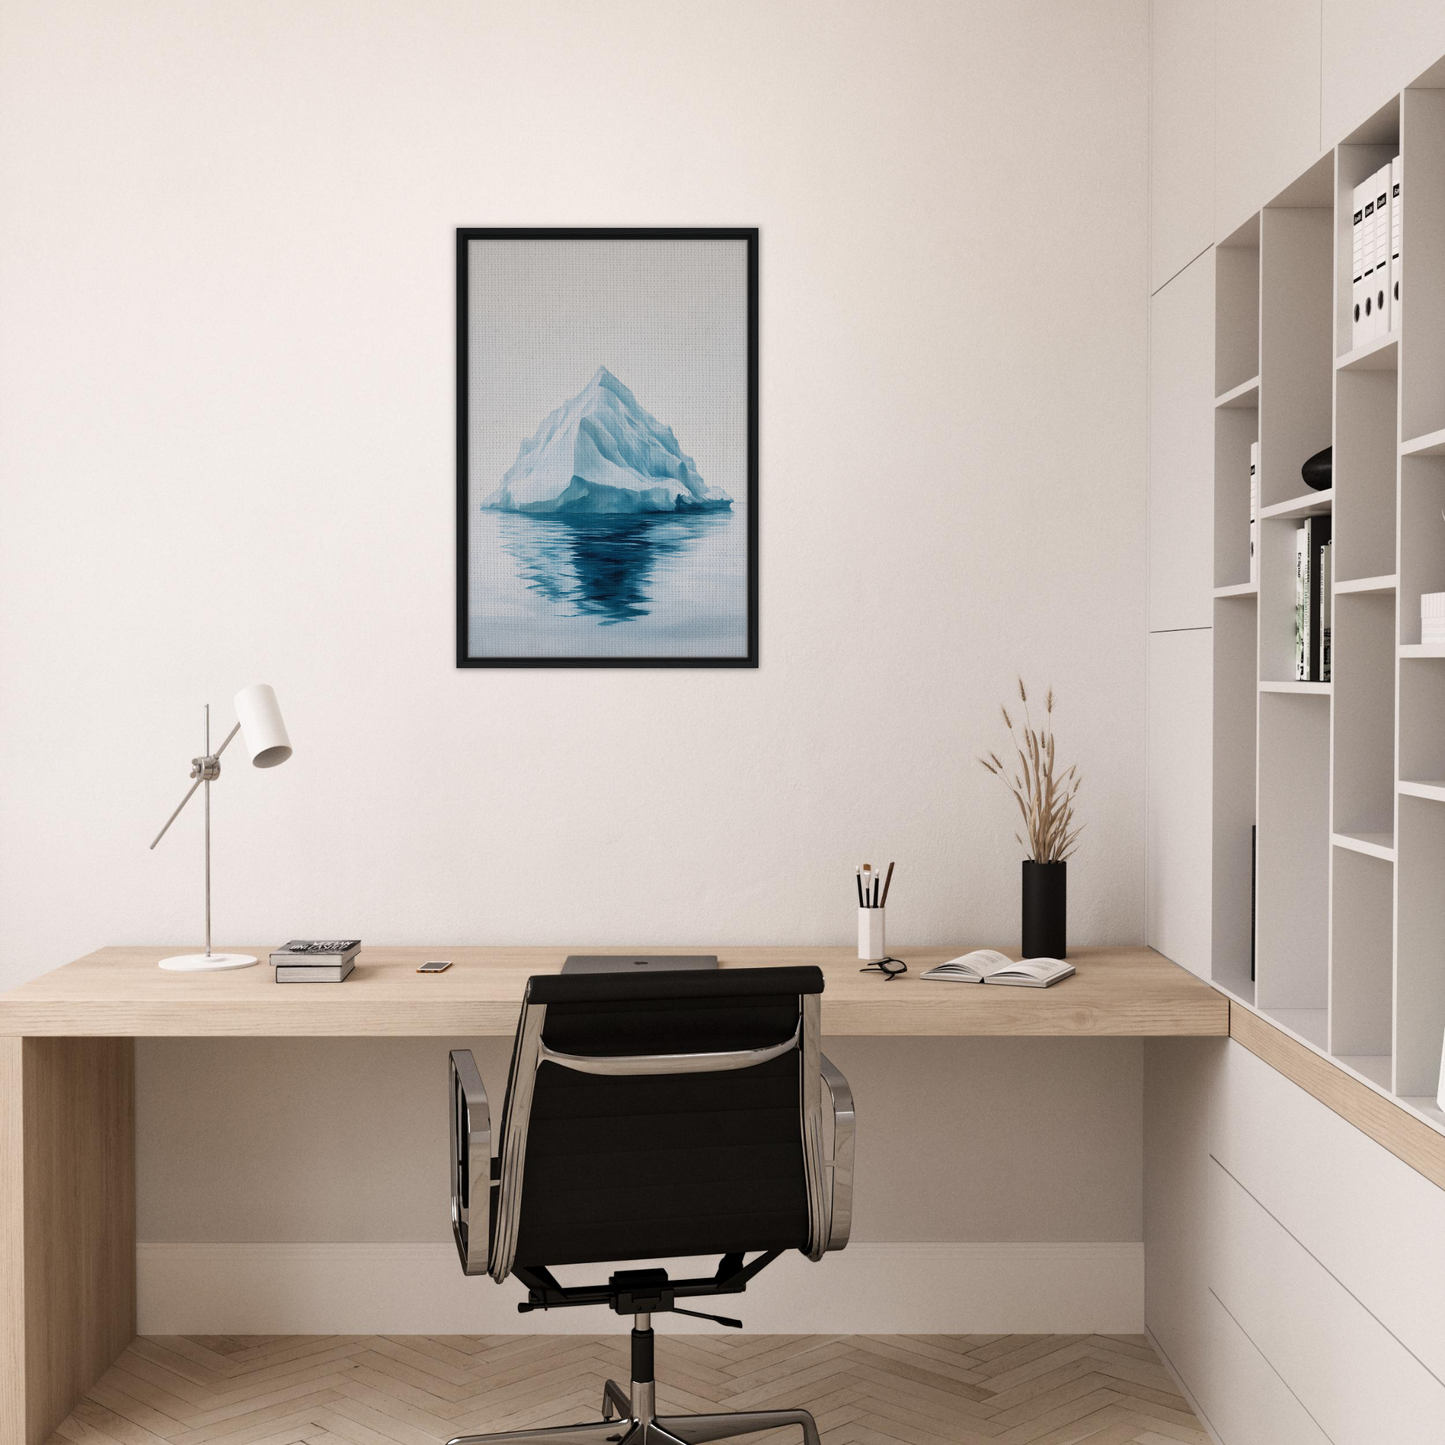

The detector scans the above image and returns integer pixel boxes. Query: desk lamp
[149,684,292,971]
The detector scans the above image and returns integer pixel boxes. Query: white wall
[0,0,1152,1290]
[0,0,1149,982]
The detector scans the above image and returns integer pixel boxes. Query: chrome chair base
[446,1379,822,1445]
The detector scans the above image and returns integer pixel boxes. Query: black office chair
[446,965,855,1445]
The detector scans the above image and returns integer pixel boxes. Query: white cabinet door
[1197,1290,1332,1445]
[1147,629,1213,978]
[1149,251,1215,632]
[1215,0,1323,237]
[1214,1039,1445,1384]
[1322,0,1445,145]
[1150,0,1215,292]
[1211,1156,1445,1443]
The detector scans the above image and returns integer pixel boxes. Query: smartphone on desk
[417,959,452,973]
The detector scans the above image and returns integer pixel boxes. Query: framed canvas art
[456,228,758,667]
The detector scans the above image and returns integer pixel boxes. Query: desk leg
[0,1037,136,1445]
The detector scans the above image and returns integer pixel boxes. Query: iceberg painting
[483,368,733,517]
[457,229,757,667]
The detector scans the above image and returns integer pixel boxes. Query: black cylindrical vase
[1022,860,1067,958]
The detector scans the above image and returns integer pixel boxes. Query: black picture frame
[455,227,759,669]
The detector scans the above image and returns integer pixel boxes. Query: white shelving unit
[1212,80,1445,1132]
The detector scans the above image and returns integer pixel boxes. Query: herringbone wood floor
[49,1334,1209,1445]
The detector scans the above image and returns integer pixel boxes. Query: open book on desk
[920,950,1074,988]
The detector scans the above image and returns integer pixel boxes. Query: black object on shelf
[1022,860,1067,959]
[1302,445,1332,491]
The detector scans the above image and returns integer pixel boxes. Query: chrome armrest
[449,1049,492,1276]
[819,1052,854,1251]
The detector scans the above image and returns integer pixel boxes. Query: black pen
[855,869,865,908]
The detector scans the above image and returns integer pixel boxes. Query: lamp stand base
[158,952,258,972]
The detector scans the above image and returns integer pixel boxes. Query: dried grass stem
[979,678,1083,862]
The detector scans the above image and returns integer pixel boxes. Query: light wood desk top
[0,944,1227,1037]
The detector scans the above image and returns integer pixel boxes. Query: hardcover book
[270,939,362,965]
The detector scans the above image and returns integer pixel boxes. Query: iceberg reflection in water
[502,511,722,623]
[468,507,746,658]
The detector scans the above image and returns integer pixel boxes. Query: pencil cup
[858,907,886,962]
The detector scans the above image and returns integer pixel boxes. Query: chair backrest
[488,966,828,1281]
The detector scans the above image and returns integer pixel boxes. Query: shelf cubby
[1396,795,1445,1097]
[1334,370,1397,581]
[1399,653,1445,785]
[1255,692,1330,1017]
[1258,507,1330,684]
[1329,847,1393,1066]
[1398,454,1445,644]
[1401,86,1445,444]
[1332,591,1396,837]
[1211,593,1259,1003]
[1214,403,1257,589]
[1216,216,1260,398]
[1259,188,1332,511]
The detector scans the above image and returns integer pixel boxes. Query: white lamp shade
[233,684,292,768]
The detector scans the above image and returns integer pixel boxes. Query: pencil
[880,860,895,907]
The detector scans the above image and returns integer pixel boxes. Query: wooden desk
[0,943,1225,1038]
[0,944,1223,1445]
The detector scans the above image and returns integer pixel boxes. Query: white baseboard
[137,1241,1143,1336]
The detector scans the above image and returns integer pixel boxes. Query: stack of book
[1294,517,1332,682]
[270,939,361,983]
[1352,156,1401,347]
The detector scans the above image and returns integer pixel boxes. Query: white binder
[1362,171,1380,341]
[1351,179,1369,349]
[1373,165,1391,341]
[1391,154,1402,333]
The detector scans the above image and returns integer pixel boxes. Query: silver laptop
[561,954,719,974]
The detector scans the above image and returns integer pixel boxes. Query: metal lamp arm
[148,722,241,850]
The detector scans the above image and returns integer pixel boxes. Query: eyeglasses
[859,956,908,981]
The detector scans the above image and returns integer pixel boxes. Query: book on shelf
[1249,441,1259,584]
[1320,538,1332,682]
[920,950,1074,988]
[1295,526,1308,679]
[1293,517,1332,681]
[276,958,355,983]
